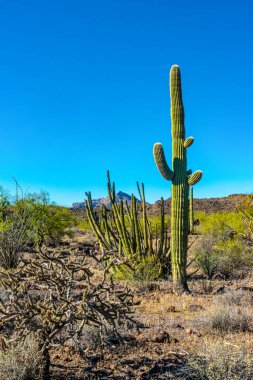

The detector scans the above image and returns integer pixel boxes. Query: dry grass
[187,338,253,380]
[0,336,40,380]
[202,292,253,333]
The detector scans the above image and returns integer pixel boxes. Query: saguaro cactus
[153,65,202,292]
[189,186,194,234]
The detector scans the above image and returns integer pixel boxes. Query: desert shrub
[194,211,245,238]
[205,303,252,332]
[195,232,253,279]
[148,214,171,235]
[0,190,78,268]
[0,248,135,379]
[217,238,253,273]
[195,236,221,279]
[0,335,40,380]
[116,255,163,282]
[220,290,253,307]
[188,339,253,380]
[14,192,78,245]
[0,186,11,221]
[78,215,92,230]
[0,202,34,268]
[237,195,253,243]
[199,279,216,294]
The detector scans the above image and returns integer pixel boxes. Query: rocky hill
[147,194,248,216]
[72,191,141,209]
[72,193,248,214]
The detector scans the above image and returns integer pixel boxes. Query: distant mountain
[72,193,249,214]
[146,194,248,216]
[72,191,141,209]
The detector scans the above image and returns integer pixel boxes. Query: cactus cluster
[153,65,202,292]
[86,171,171,279]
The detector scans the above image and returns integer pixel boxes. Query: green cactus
[153,65,202,292]
[189,186,194,234]
[86,171,171,280]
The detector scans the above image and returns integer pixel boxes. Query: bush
[0,203,33,268]
[188,339,253,380]
[195,232,253,279]
[220,290,253,307]
[195,235,221,279]
[14,192,78,245]
[206,303,252,333]
[194,210,245,238]
[0,336,40,380]
[0,248,135,378]
[0,190,78,268]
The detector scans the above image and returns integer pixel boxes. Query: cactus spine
[189,186,194,234]
[153,65,202,292]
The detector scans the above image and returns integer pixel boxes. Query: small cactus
[153,65,202,292]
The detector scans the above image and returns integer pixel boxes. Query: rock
[185,328,193,335]
[151,331,171,343]
[167,305,177,312]
[211,285,228,294]
[236,286,253,292]
[139,330,178,344]
[188,304,204,312]
[173,323,184,329]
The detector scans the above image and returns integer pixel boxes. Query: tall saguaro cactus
[153,65,202,292]
[189,186,194,234]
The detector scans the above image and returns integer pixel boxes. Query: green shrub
[0,189,78,268]
[194,210,244,238]
[195,236,221,279]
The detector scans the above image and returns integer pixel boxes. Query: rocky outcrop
[72,191,140,209]
[146,194,248,216]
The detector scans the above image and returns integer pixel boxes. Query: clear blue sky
[0,0,252,206]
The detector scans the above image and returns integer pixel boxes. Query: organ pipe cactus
[86,171,171,279]
[153,65,202,292]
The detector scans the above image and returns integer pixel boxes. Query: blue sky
[0,0,252,205]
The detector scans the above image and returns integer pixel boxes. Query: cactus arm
[107,170,115,203]
[141,183,149,252]
[188,170,203,186]
[158,197,165,256]
[184,136,194,148]
[153,143,174,180]
[131,195,142,259]
[85,192,111,250]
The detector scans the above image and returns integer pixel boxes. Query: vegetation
[187,340,253,380]
[193,200,253,279]
[0,248,134,379]
[153,65,202,293]
[0,335,40,380]
[86,171,171,282]
[189,186,194,234]
[0,189,77,269]
[0,65,252,379]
